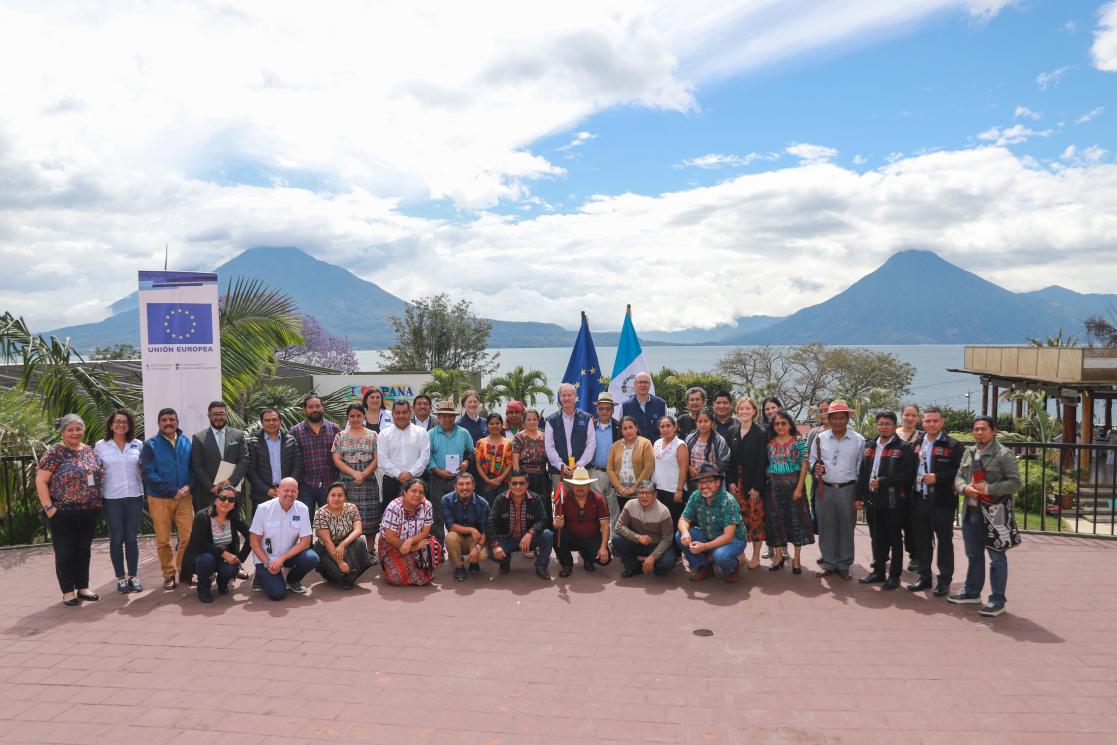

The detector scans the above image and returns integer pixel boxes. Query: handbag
[979,498,1022,552]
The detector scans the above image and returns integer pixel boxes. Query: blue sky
[1,0,1116,331]
[518,2,1112,214]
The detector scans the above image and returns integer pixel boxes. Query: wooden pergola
[949,346,1117,472]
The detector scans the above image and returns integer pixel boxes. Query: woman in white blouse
[94,409,145,593]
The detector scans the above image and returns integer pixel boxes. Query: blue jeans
[103,497,143,578]
[611,535,677,574]
[677,528,745,576]
[255,548,320,600]
[962,507,1007,604]
[490,529,554,569]
[194,553,239,593]
[298,485,328,515]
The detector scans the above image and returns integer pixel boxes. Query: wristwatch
[41,504,55,514]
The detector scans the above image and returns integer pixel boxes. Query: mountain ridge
[41,247,1116,351]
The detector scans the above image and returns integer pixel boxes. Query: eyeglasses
[216,496,236,503]
[112,420,129,426]
[509,481,527,488]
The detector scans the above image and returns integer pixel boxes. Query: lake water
[356,344,979,412]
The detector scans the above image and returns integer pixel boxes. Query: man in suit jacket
[246,407,303,516]
[190,400,249,511]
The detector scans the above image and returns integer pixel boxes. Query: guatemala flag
[562,312,606,414]
[608,304,654,417]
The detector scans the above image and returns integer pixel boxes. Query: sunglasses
[216,496,237,503]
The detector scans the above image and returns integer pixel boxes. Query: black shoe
[76,591,99,602]
[859,572,886,584]
[217,581,229,595]
[559,565,573,578]
[251,575,261,592]
[882,577,900,591]
[906,578,932,592]
[535,565,551,581]
[499,560,511,575]
[197,588,213,603]
[933,581,950,597]
[453,567,467,582]
[620,568,641,578]
[768,556,786,571]
[979,602,1006,617]
[838,570,853,581]
[62,596,81,606]
[583,558,595,572]
[469,562,480,573]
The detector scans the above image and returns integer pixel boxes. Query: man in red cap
[809,399,864,581]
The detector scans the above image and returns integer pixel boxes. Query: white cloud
[1063,20,1080,34]
[1036,65,1074,89]
[786,143,839,164]
[1013,105,1041,120]
[976,124,1053,146]
[1075,106,1105,124]
[852,155,868,165]
[556,131,597,152]
[1061,144,1108,165]
[1093,1,1117,71]
[676,152,779,169]
[7,147,1116,334]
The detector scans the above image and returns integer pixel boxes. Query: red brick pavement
[0,527,1115,745]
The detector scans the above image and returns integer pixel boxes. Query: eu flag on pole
[146,303,214,344]
[562,312,605,414]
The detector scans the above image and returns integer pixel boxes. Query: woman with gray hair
[35,414,104,606]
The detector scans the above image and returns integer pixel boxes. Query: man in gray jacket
[949,416,1021,617]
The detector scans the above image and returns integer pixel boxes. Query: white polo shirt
[249,497,312,561]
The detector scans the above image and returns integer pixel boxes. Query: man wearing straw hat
[809,399,864,582]
[552,466,612,577]
[427,400,474,514]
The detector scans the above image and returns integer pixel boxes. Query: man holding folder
[427,401,474,542]
[190,400,249,511]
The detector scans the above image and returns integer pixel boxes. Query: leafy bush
[1017,459,1077,514]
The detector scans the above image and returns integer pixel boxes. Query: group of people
[35,374,1020,617]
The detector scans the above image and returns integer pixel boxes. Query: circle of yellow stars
[162,307,198,341]
[572,366,608,390]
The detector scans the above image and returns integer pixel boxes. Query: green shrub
[1017,459,1077,515]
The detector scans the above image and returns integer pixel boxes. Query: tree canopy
[381,294,498,375]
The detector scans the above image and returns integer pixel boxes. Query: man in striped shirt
[612,480,676,577]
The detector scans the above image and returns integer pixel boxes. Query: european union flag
[562,312,606,414]
[146,303,214,344]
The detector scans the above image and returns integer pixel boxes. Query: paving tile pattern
[0,527,1114,744]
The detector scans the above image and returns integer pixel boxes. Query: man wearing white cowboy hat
[553,466,612,577]
[809,399,864,581]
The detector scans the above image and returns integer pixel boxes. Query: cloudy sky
[2,0,1116,333]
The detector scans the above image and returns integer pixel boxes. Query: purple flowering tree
[278,315,359,373]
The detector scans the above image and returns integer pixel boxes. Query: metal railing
[4,443,1117,546]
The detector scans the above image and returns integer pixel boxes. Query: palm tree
[421,368,475,407]
[1026,329,1079,347]
[219,277,304,417]
[0,312,139,443]
[486,365,552,407]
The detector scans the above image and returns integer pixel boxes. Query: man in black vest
[544,383,597,495]
[246,408,303,517]
[910,406,963,596]
[857,411,917,590]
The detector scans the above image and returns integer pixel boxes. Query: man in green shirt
[677,464,747,582]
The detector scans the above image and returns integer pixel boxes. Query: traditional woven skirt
[737,481,766,544]
[342,473,381,536]
[763,472,814,547]
[377,535,443,586]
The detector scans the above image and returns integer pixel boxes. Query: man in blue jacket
[621,372,667,442]
[141,407,195,590]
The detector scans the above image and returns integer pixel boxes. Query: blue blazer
[621,395,667,442]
